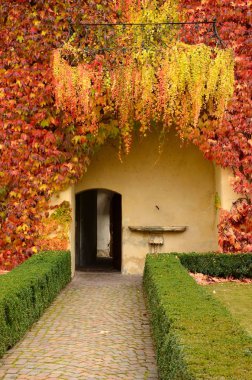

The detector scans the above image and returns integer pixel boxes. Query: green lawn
[206,283,252,337]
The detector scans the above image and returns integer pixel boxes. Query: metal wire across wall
[66,18,226,57]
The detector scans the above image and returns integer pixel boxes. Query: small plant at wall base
[35,201,72,252]
[0,0,251,269]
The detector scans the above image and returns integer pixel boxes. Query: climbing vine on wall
[35,201,72,251]
[0,0,249,269]
[179,0,252,252]
[52,42,234,153]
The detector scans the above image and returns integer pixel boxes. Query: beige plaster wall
[214,166,238,210]
[75,130,217,274]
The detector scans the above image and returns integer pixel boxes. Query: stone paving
[0,272,158,380]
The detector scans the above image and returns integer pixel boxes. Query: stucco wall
[75,130,218,274]
[214,166,238,210]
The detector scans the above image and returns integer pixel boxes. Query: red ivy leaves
[0,1,251,269]
[0,1,88,269]
[219,199,252,253]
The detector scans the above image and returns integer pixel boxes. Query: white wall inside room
[97,190,112,257]
[75,128,218,275]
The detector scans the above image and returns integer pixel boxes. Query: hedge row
[179,252,252,279]
[0,250,71,358]
[144,254,252,380]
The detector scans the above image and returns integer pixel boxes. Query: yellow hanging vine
[52,41,234,150]
[52,0,234,151]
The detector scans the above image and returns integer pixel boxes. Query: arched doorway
[75,189,122,271]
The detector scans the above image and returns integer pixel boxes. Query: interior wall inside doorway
[97,190,112,258]
[75,188,122,271]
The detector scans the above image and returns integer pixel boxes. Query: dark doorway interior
[75,189,122,271]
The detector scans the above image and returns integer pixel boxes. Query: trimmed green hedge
[179,253,252,279]
[144,254,252,380]
[0,250,71,358]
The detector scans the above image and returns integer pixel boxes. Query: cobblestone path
[0,273,158,380]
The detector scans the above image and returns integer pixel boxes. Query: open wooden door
[75,190,97,269]
[110,193,122,271]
